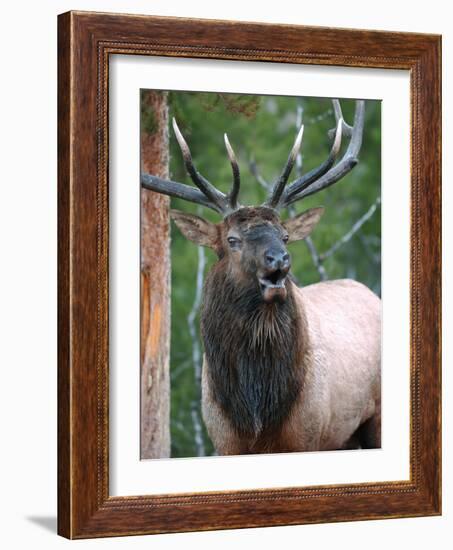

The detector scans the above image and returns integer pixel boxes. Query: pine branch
[319,197,381,261]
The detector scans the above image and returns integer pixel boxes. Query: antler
[265,99,365,210]
[224,133,240,210]
[141,118,241,215]
[142,101,365,215]
[265,125,304,208]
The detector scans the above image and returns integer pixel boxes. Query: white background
[0,1,450,548]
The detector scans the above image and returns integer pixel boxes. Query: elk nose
[264,249,290,270]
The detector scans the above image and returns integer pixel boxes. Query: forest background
[140,91,381,458]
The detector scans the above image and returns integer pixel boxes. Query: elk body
[142,100,381,454]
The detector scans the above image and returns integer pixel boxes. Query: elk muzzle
[258,247,291,303]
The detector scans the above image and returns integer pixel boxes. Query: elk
[141,99,381,455]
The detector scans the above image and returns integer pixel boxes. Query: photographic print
[140,90,381,459]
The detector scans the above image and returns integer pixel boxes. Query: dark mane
[201,261,307,445]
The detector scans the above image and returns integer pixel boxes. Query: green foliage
[143,91,381,458]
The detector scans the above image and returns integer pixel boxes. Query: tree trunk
[140,91,171,458]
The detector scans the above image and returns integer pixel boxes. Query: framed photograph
[58,11,441,538]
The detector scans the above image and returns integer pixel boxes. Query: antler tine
[282,117,343,205]
[265,124,304,209]
[172,118,229,212]
[224,133,241,209]
[141,173,225,213]
[330,99,353,138]
[283,100,365,206]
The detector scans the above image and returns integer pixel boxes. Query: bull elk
[141,99,381,455]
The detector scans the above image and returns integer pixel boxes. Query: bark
[140,91,171,458]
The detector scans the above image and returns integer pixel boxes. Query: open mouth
[258,269,288,302]
[259,269,286,289]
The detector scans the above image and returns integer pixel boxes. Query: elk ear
[283,207,324,242]
[170,210,218,249]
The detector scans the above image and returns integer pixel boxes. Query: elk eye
[282,234,289,243]
[227,236,241,248]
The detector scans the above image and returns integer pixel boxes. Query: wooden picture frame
[58,11,441,539]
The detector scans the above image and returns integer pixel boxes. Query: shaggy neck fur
[201,261,307,442]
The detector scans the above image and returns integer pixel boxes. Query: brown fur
[201,265,307,453]
[172,206,381,455]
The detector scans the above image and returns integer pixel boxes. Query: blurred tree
[140,90,171,459]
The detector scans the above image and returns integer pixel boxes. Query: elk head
[141,100,365,303]
[170,206,324,303]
